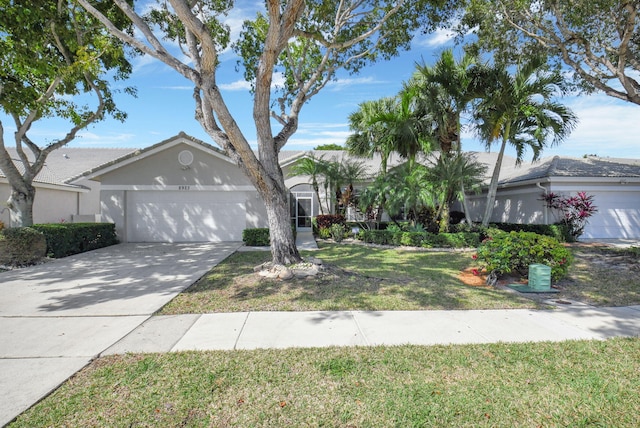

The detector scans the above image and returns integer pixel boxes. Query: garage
[126,190,246,242]
[582,191,640,239]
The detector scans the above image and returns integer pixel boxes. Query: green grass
[159,243,539,314]
[557,246,640,306]
[11,338,640,427]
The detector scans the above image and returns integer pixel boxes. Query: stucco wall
[245,191,269,228]
[100,190,126,240]
[98,143,252,187]
[460,185,547,225]
[0,182,80,226]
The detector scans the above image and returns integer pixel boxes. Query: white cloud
[327,76,387,91]
[414,28,456,48]
[555,95,640,157]
[286,122,351,149]
[73,131,136,147]
[219,80,252,91]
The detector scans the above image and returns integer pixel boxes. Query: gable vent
[178,150,194,166]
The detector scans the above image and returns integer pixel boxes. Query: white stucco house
[1,132,639,241]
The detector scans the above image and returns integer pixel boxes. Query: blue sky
[7,4,640,160]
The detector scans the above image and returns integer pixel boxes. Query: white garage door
[126,191,246,242]
[582,192,640,239]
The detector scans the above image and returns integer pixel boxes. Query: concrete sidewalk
[103,305,640,355]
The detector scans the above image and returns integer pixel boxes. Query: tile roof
[3,131,639,189]
[1,147,135,186]
[497,155,640,184]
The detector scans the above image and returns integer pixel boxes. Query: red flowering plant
[541,191,598,240]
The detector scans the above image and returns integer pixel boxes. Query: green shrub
[242,228,270,246]
[314,214,345,231]
[398,232,426,247]
[330,223,347,242]
[31,223,118,258]
[0,227,47,266]
[360,230,480,249]
[360,230,395,245]
[317,227,331,239]
[490,222,570,242]
[475,231,572,281]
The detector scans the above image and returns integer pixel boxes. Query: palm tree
[410,50,487,225]
[424,152,487,232]
[336,158,367,216]
[346,97,397,176]
[475,56,577,227]
[289,153,328,215]
[411,49,479,157]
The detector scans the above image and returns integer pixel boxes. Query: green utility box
[507,263,558,294]
[528,264,552,291]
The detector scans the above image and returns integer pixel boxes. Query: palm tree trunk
[460,182,473,225]
[481,135,508,227]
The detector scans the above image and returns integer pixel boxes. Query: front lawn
[11,339,640,427]
[159,243,539,314]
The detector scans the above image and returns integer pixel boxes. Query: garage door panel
[127,191,246,242]
[582,192,640,239]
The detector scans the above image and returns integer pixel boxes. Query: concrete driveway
[0,242,240,426]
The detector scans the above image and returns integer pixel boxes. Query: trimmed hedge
[490,223,571,242]
[0,227,47,266]
[242,228,270,246]
[242,226,297,246]
[31,223,118,258]
[359,230,480,249]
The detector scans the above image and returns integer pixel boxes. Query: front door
[295,195,313,229]
[290,192,314,230]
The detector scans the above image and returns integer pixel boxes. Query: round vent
[178,150,194,166]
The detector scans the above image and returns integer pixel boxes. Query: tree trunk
[439,200,450,233]
[7,185,36,227]
[261,184,301,265]
[460,182,473,225]
[481,136,508,227]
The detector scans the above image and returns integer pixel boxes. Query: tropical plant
[424,152,487,232]
[541,191,598,240]
[474,56,578,226]
[411,49,479,156]
[289,154,328,215]
[347,97,399,176]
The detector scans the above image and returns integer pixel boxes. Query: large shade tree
[461,0,640,106]
[474,56,578,226]
[0,0,133,227]
[78,0,454,265]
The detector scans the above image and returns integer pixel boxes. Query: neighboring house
[461,154,640,239]
[1,132,639,241]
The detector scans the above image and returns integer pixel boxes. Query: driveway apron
[0,242,239,426]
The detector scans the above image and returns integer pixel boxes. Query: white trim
[101,184,255,191]
[0,178,89,193]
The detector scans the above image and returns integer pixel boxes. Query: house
[461,154,640,239]
[1,132,639,241]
